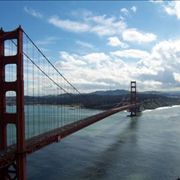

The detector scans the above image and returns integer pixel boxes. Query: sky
[1,0,180,93]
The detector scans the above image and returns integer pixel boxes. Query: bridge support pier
[130,81,137,116]
[0,27,26,179]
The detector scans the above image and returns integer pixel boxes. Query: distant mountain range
[90,89,128,96]
[88,89,180,98]
[6,89,180,110]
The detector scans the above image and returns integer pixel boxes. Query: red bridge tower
[0,27,26,180]
[130,81,137,116]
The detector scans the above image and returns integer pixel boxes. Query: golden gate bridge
[0,26,140,180]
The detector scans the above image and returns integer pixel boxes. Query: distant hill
[139,91,180,98]
[90,89,128,96]
[90,89,180,97]
[6,89,180,110]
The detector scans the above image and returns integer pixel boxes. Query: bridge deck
[0,104,139,168]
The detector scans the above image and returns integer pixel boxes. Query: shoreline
[142,104,180,113]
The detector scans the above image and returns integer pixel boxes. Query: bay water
[27,105,180,180]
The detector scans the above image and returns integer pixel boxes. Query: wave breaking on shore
[143,105,180,113]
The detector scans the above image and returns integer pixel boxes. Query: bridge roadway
[0,103,139,169]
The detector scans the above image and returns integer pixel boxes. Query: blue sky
[1,1,180,92]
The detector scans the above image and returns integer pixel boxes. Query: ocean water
[27,105,180,180]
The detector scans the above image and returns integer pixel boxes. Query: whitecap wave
[155,106,172,110]
[143,109,153,113]
[172,105,180,108]
[143,105,180,113]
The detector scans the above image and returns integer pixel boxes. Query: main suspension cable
[23,30,82,95]
[11,40,73,97]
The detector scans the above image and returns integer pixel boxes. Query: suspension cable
[11,40,73,97]
[24,52,73,97]
[23,30,82,95]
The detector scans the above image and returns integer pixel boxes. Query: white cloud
[139,80,163,90]
[83,52,109,63]
[120,6,137,17]
[131,6,137,13]
[121,8,129,16]
[84,14,116,25]
[48,16,90,33]
[152,39,180,71]
[173,72,180,82]
[151,1,180,20]
[76,40,94,49]
[36,37,57,45]
[136,39,180,90]
[47,10,157,47]
[56,51,132,92]
[111,49,150,59]
[53,37,180,92]
[48,12,126,37]
[107,36,128,48]
[150,0,163,4]
[23,9,180,92]
[24,36,180,94]
[24,7,43,19]
[122,28,157,43]
[55,50,150,92]
[163,1,180,19]
[83,13,127,36]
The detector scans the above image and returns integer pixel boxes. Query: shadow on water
[28,108,180,180]
[28,114,141,180]
[80,116,140,180]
